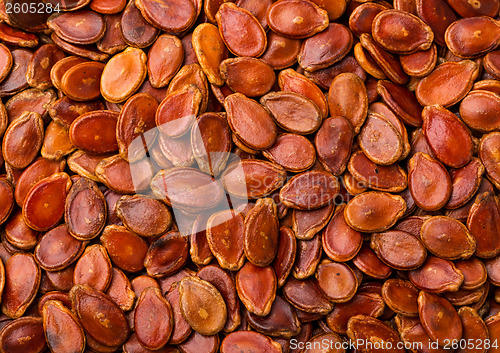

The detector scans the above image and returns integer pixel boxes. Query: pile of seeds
[0,0,499,352]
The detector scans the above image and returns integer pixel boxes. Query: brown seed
[352,244,392,279]
[96,155,154,194]
[244,198,279,267]
[3,209,39,250]
[420,216,476,260]
[22,172,72,232]
[0,43,12,84]
[326,293,385,335]
[236,262,276,317]
[322,204,363,262]
[100,47,147,103]
[150,167,224,211]
[418,291,463,344]
[467,192,500,259]
[280,170,339,210]
[416,0,457,46]
[422,105,474,168]
[158,133,195,168]
[206,209,245,271]
[445,16,500,59]
[408,255,464,293]
[97,13,127,55]
[191,112,231,176]
[293,234,322,279]
[148,34,184,88]
[42,300,85,353]
[372,10,433,54]
[60,61,105,101]
[298,23,352,71]
[408,152,452,211]
[65,177,106,240]
[144,232,189,278]
[0,49,32,97]
[50,56,88,91]
[328,73,368,134]
[0,317,46,353]
[460,89,500,133]
[189,213,214,266]
[457,307,489,353]
[371,230,427,270]
[315,260,357,303]
[116,195,171,237]
[105,267,135,311]
[376,80,423,127]
[117,93,158,162]
[49,97,105,128]
[2,253,39,319]
[156,85,201,138]
[278,68,328,118]
[282,277,333,314]
[314,116,353,176]
[101,225,149,273]
[359,112,404,165]
[260,32,301,70]
[41,121,76,161]
[216,3,266,58]
[220,57,275,98]
[359,33,409,85]
[446,157,485,209]
[0,178,13,226]
[348,2,389,36]
[168,63,209,113]
[220,331,282,353]
[34,224,85,271]
[48,10,105,45]
[224,93,277,150]
[382,279,419,317]
[455,258,487,290]
[347,315,405,353]
[479,132,500,189]
[120,0,159,48]
[2,111,43,169]
[135,0,197,33]
[73,244,112,292]
[266,0,329,39]
[272,227,297,288]
[135,287,173,350]
[264,134,315,173]
[416,60,479,107]
[164,282,192,344]
[400,43,437,77]
[70,284,130,347]
[191,24,227,86]
[179,276,227,335]
[25,44,65,90]
[348,150,408,192]
[69,110,118,154]
[344,191,406,232]
[293,203,334,241]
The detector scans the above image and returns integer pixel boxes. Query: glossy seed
[42,300,85,353]
[179,276,227,335]
[65,177,106,240]
[0,317,46,353]
[100,47,147,103]
[261,91,322,135]
[135,287,173,350]
[2,253,39,319]
[216,3,267,58]
[144,232,189,278]
[371,230,427,270]
[266,0,329,39]
[70,284,130,347]
[408,256,464,293]
[236,262,276,317]
[372,10,433,54]
[148,34,184,88]
[23,172,72,232]
[280,171,339,210]
[101,225,149,273]
[344,191,406,232]
[69,110,119,155]
[73,244,112,292]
